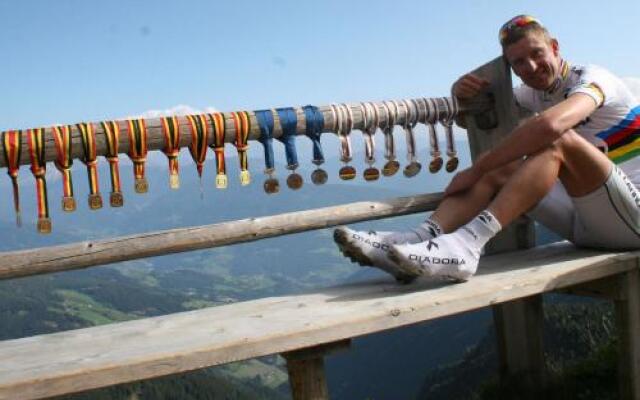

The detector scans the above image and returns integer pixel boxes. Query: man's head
[499,15,562,91]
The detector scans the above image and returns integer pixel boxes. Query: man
[334,15,640,283]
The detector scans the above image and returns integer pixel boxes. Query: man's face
[504,32,561,91]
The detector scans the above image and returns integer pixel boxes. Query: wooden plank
[0,193,442,280]
[0,97,491,168]
[0,242,636,400]
[615,265,640,399]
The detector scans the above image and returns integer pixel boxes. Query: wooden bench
[1,242,638,400]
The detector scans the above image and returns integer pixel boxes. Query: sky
[1,0,639,240]
[1,0,639,130]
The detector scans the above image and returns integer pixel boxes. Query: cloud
[134,104,216,119]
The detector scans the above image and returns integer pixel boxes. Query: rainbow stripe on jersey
[596,105,640,164]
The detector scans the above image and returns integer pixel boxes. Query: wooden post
[463,56,544,393]
[615,265,640,399]
[282,340,351,400]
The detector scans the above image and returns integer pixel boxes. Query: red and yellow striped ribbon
[208,112,227,189]
[2,130,22,226]
[52,125,76,212]
[126,118,148,194]
[77,122,103,210]
[27,128,51,234]
[161,116,181,189]
[231,111,251,186]
[101,120,123,207]
[186,114,209,178]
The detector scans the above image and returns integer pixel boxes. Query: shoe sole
[333,228,419,284]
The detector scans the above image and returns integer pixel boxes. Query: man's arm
[445,93,599,195]
[473,93,598,172]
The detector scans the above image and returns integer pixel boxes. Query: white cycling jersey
[514,60,640,186]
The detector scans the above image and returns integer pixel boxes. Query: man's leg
[390,130,612,281]
[334,161,521,282]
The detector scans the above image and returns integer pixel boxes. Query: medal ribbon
[161,116,181,189]
[208,112,227,189]
[186,114,209,177]
[126,119,148,193]
[2,130,22,226]
[255,109,276,173]
[27,128,51,233]
[361,102,378,165]
[441,96,459,172]
[275,107,299,170]
[303,105,325,165]
[424,98,443,173]
[381,101,397,161]
[77,122,103,209]
[52,125,76,211]
[101,120,124,206]
[231,111,251,185]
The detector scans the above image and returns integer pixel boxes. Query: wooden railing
[1,56,639,400]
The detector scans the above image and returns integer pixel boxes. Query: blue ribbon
[302,105,325,165]
[276,107,299,169]
[255,109,276,172]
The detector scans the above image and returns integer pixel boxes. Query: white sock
[460,210,502,253]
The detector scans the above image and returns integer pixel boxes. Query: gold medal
[240,170,251,186]
[363,167,380,182]
[88,193,103,210]
[263,177,280,194]
[62,196,76,212]
[169,174,180,190]
[134,178,148,193]
[382,160,400,177]
[37,218,52,234]
[216,174,228,189]
[110,192,124,208]
[311,168,328,185]
[339,165,357,180]
[429,157,443,173]
[403,161,421,178]
[446,157,459,172]
[286,173,304,190]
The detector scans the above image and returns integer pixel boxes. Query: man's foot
[388,231,480,282]
[334,226,423,283]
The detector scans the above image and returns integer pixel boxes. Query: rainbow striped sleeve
[596,105,640,164]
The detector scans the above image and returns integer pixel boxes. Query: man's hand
[444,166,483,196]
[452,73,490,99]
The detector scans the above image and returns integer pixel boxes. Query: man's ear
[550,38,559,55]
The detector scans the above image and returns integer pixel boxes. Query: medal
[207,113,228,189]
[125,119,149,194]
[380,102,400,177]
[439,97,459,172]
[52,125,76,212]
[255,109,280,194]
[186,114,209,195]
[398,99,421,177]
[276,107,303,190]
[360,102,380,181]
[101,120,124,207]
[27,128,51,234]
[77,122,103,209]
[231,111,251,186]
[161,116,181,190]
[303,105,328,185]
[331,103,356,180]
[423,98,443,173]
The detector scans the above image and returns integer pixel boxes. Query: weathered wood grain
[0,242,635,400]
[0,192,442,280]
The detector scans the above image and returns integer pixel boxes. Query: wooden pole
[615,265,640,399]
[0,97,491,169]
[462,56,543,394]
[0,192,442,280]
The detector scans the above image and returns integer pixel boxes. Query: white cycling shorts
[527,166,640,250]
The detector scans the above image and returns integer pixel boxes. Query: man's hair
[499,15,552,49]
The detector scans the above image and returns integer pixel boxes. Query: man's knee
[480,161,521,191]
